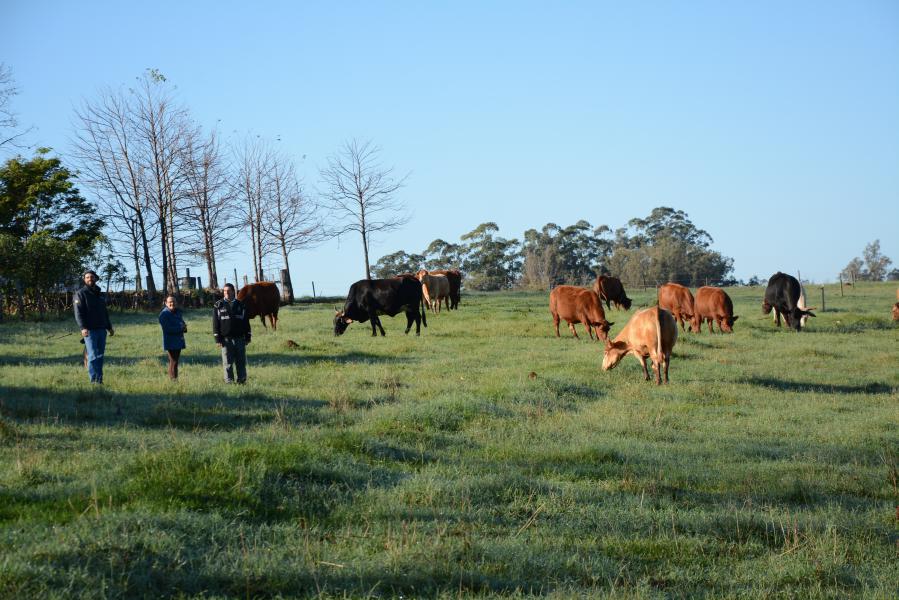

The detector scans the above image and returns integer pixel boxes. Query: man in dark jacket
[213,283,251,384]
[73,270,114,384]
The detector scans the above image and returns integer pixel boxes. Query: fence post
[839,275,843,297]
[820,287,825,312]
[312,281,316,299]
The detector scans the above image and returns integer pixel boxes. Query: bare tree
[181,126,236,289]
[0,63,33,150]
[73,87,158,296]
[320,139,409,279]
[132,69,191,294]
[263,152,324,302]
[233,135,273,282]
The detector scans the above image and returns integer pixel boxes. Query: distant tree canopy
[841,240,892,282]
[372,207,735,291]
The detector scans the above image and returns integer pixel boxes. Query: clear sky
[4,1,898,294]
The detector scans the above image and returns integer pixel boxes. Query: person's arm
[212,306,222,345]
[73,291,88,335]
[160,311,181,336]
[244,305,251,344]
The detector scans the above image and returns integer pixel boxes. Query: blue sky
[4,1,898,294]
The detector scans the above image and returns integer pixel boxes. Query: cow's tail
[655,307,663,361]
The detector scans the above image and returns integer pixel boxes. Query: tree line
[1,66,408,317]
[372,207,736,290]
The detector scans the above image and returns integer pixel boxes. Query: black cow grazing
[762,272,816,331]
[334,277,428,336]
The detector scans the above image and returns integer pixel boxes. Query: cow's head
[719,315,739,333]
[416,269,428,281]
[688,314,701,333]
[621,297,632,310]
[787,307,815,331]
[601,340,630,371]
[333,309,353,336]
[761,300,773,314]
[592,320,614,341]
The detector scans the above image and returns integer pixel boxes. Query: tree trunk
[137,212,157,297]
[280,242,294,304]
[361,229,371,280]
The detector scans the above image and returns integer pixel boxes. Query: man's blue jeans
[85,329,107,383]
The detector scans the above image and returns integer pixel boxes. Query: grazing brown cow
[431,269,463,309]
[416,270,451,313]
[549,285,614,341]
[602,306,677,384]
[692,286,738,333]
[892,302,899,322]
[658,283,697,332]
[593,275,632,310]
[237,282,281,330]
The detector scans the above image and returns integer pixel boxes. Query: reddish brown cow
[692,286,738,333]
[237,282,281,330]
[549,285,614,341]
[602,306,677,384]
[593,275,632,310]
[658,283,697,332]
[431,269,462,309]
[892,302,899,321]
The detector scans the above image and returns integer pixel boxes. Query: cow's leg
[376,316,386,337]
[663,351,671,384]
[414,310,421,335]
[259,315,267,329]
[553,313,561,337]
[652,358,661,385]
[583,315,594,339]
[707,318,714,334]
[636,354,650,381]
[370,319,378,336]
[568,321,579,339]
[270,314,278,330]
[774,310,782,327]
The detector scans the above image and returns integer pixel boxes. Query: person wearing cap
[73,270,114,384]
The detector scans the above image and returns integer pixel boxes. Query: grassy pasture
[1,282,897,598]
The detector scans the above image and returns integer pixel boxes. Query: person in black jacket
[73,270,114,384]
[212,283,251,384]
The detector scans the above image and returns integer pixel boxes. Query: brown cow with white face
[658,283,698,332]
[549,285,614,341]
[692,286,738,333]
[602,306,677,384]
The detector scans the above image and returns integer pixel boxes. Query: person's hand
[216,343,222,348]
[81,329,89,337]
[182,324,188,333]
[108,328,115,337]
[245,338,251,346]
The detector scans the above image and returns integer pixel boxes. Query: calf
[892,302,899,322]
[416,270,452,313]
[693,286,738,333]
[763,272,815,331]
[602,307,677,384]
[334,277,427,336]
[658,283,697,332]
[593,275,632,310]
[549,285,614,341]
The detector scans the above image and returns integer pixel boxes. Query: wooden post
[820,287,825,312]
[839,275,844,297]
[233,268,238,287]
[312,281,316,299]
[243,275,248,287]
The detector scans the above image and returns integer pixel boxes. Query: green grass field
[1,283,897,598]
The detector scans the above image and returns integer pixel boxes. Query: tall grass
[1,282,897,598]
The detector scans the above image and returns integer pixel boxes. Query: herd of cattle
[234,270,895,387]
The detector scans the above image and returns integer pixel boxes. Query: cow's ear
[334,307,340,314]
[344,317,354,323]
[606,322,614,328]
[803,310,816,318]
[731,316,739,322]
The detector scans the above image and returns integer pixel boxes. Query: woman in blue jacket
[159,295,187,380]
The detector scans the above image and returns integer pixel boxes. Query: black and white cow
[762,272,816,331]
[334,276,428,336]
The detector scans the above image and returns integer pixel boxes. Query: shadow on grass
[0,385,330,431]
[739,376,894,395]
